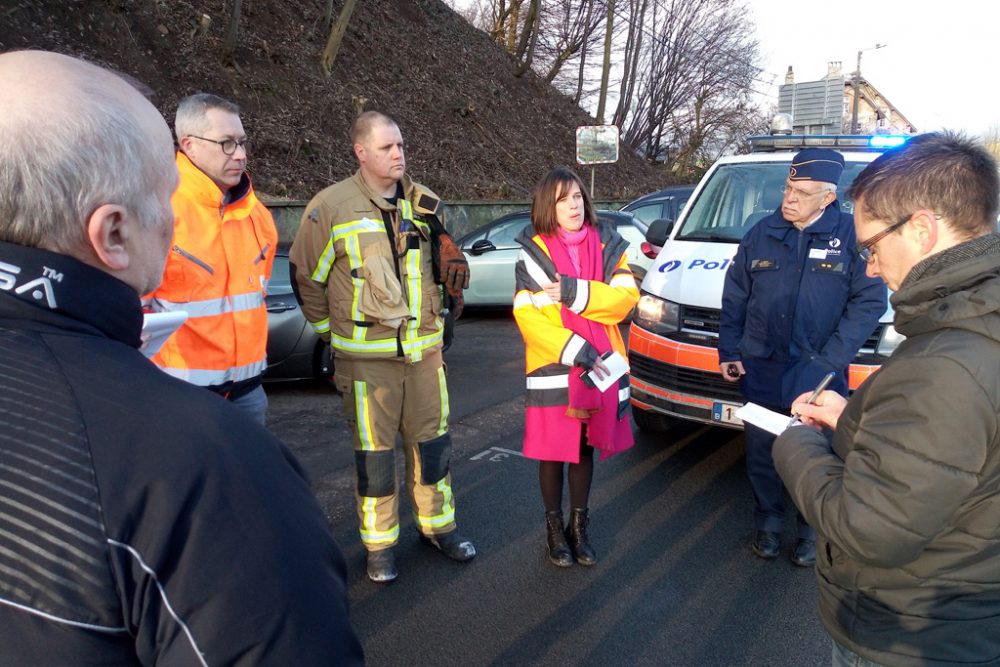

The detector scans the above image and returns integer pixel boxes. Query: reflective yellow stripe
[332,217,383,242]
[436,366,449,436]
[401,328,443,352]
[360,497,398,546]
[354,380,376,450]
[415,479,455,530]
[332,334,400,354]
[331,328,443,356]
[309,317,330,334]
[311,237,337,283]
[405,246,423,362]
[344,233,364,331]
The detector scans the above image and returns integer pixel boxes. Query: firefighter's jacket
[290,171,444,362]
[144,152,277,390]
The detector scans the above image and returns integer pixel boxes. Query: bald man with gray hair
[0,50,362,666]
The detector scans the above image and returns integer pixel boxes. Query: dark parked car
[263,246,332,382]
[263,245,453,382]
[620,185,696,260]
[457,209,650,307]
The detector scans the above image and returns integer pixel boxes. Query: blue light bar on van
[748,134,911,153]
[868,135,909,149]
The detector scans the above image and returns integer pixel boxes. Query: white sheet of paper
[586,351,629,393]
[141,311,188,358]
[735,402,794,436]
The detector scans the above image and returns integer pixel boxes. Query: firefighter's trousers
[335,349,457,551]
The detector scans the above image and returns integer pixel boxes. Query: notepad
[585,351,629,393]
[735,402,796,436]
[141,311,188,358]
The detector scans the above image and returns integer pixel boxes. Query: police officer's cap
[788,148,845,185]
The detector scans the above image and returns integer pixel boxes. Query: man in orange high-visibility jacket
[144,93,277,425]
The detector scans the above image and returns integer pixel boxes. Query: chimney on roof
[827,61,843,78]
[785,66,794,85]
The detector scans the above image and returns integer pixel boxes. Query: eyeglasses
[188,135,250,155]
[855,215,911,263]
[782,184,828,199]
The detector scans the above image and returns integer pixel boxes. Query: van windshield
[676,161,869,242]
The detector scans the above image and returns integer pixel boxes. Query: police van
[628,119,909,432]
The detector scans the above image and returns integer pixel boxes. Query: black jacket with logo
[0,241,364,666]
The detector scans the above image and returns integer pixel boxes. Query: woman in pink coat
[512,167,639,567]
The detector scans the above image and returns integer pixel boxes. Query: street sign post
[576,125,619,198]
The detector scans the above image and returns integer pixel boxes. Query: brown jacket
[290,171,444,362]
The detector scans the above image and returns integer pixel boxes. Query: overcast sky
[448,0,998,136]
[749,0,998,136]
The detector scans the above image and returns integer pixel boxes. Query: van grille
[629,351,744,404]
[664,307,889,364]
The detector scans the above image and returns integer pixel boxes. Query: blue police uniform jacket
[718,202,887,408]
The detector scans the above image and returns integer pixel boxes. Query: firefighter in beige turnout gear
[290,111,474,583]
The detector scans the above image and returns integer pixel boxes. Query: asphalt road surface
[265,311,831,667]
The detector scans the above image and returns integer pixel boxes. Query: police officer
[718,148,886,566]
[290,111,474,583]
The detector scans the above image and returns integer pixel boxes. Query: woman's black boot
[567,507,597,566]
[545,511,574,567]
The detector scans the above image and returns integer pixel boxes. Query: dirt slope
[0,0,669,202]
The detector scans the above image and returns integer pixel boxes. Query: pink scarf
[544,225,629,455]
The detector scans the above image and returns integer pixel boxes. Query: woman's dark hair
[530,166,597,236]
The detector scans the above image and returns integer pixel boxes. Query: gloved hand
[436,233,470,295]
[444,290,464,321]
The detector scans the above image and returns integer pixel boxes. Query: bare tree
[512,0,541,76]
[611,0,649,128]
[323,0,335,29]
[572,0,596,103]
[538,0,602,84]
[321,0,356,76]
[594,0,615,124]
[221,0,242,64]
[463,0,602,84]
[444,0,764,173]
[613,0,761,165]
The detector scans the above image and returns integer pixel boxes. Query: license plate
[712,402,744,425]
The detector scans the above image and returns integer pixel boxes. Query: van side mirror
[646,218,674,247]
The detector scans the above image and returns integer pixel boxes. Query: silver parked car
[457,210,650,307]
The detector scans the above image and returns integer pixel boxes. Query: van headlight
[634,294,680,334]
[877,325,905,356]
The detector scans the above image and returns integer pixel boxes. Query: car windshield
[676,161,868,242]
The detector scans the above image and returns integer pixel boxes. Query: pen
[787,371,837,427]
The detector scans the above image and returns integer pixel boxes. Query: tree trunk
[612,0,646,128]
[323,0,335,29]
[221,0,242,64]
[513,0,540,77]
[573,0,594,104]
[595,0,615,124]
[321,0,357,76]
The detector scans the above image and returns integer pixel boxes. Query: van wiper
[678,231,740,242]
